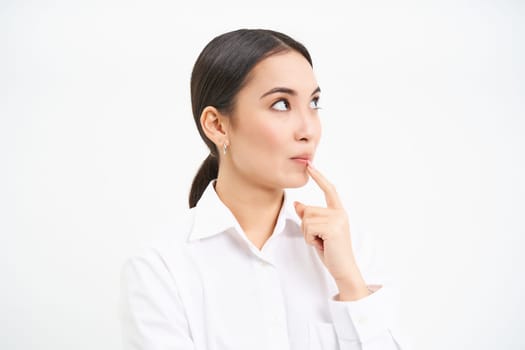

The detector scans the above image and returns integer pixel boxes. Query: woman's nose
[294,108,319,142]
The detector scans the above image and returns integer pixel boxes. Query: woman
[120,29,407,349]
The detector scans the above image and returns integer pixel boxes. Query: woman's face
[226,50,322,190]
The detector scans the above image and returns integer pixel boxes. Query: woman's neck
[214,168,284,250]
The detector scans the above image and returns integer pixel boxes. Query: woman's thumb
[293,201,306,218]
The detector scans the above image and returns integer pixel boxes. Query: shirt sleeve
[326,227,411,349]
[119,248,196,350]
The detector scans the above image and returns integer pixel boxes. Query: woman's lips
[291,157,310,165]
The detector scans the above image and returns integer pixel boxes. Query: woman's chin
[282,173,309,189]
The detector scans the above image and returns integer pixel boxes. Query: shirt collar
[187,180,302,242]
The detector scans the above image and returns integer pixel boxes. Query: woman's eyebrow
[260,86,321,99]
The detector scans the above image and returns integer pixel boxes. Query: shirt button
[258,260,271,268]
[356,315,368,325]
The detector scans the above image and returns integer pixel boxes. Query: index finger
[306,161,343,209]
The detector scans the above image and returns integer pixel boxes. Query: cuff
[328,284,397,343]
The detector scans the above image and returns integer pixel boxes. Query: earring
[223,142,228,155]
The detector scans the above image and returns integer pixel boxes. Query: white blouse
[119,180,409,349]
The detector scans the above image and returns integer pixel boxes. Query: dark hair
[188,29,313,208]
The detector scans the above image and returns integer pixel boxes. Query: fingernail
[307,160,315,169]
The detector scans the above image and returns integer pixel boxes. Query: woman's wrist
[336,283,372,301]
[334,267,371,301]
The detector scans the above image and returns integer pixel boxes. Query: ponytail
[189,154,219,208]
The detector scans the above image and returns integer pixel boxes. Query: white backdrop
[1,1,524,349]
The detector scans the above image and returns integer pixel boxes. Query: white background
[1,0,524,349]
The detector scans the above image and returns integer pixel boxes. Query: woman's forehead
[244,51,318,96]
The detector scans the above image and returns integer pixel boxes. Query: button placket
[253,258,290,349]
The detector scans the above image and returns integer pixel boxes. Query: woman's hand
[294,161,371,301]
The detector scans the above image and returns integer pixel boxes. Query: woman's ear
[200,106,230,148]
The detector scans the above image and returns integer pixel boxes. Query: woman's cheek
[257,123,286,150]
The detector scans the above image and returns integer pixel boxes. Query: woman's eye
[310,97,321,109]
[271,99,290,111]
